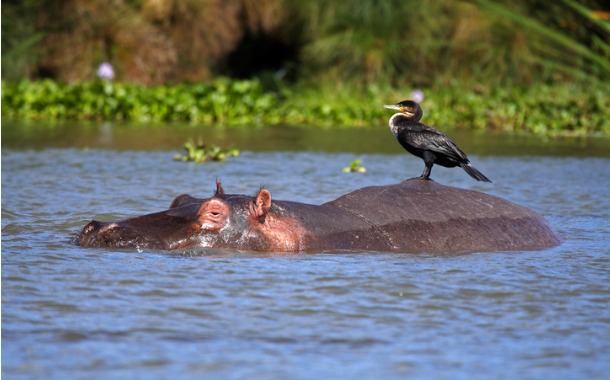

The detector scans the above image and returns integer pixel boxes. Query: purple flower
[410,89,424,103]
[97,62,115,80]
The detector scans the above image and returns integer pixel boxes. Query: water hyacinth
[410,89,424,103]
[342,159,366,173]
[97,62,115,80]
[1,79,608,136]
[174,140,240,163]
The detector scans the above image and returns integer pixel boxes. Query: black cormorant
[382,100,491,182]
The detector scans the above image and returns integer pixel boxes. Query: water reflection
[2,120,610,156]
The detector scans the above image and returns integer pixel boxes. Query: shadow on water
[2,120,610,157]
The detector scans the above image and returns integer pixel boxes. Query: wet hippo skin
[78,179,561,253]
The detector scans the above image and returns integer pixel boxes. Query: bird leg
[419,152,435,180]
[419,166,432,180]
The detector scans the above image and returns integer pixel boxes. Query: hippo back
[323,179,561,253]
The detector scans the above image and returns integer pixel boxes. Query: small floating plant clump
[342,159,366,173]
[174,140,239,163]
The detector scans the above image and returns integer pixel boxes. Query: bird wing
[406,126,469,162]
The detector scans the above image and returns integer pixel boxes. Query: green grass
[2,79,609,137]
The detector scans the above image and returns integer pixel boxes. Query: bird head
[382,100,423,121]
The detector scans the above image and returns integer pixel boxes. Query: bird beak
[382,104,401,111]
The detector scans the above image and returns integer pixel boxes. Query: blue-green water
[2,123,610,379]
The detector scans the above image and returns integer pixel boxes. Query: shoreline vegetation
[2,79,609,137]
[3,1,609,137]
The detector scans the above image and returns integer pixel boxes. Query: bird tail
[461,163,492,183]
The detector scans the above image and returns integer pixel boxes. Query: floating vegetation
[1,79,608,136]
[342,159,366,173]
[174,140,239,163]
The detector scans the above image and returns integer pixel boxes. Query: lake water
[2,122,610,379]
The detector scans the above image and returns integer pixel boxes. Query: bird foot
[411,175,433,181]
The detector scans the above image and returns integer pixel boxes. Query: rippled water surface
[3,124,610,379]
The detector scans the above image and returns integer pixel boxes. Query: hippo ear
[215,179,225,196]
[254,189,271,220]
[196,198,229,231]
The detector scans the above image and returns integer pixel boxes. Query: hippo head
[78,184,306,252]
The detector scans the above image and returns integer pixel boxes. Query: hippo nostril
[79,221,100,247]
[82,220,104,235]
[79,221,120,247]
[83,224,95,235]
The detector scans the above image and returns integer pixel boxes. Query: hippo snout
[78,220,121,247]
[79,220,162,249]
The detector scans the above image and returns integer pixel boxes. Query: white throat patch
[388,113,403,137]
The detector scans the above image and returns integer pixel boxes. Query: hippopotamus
[78,179,561,253]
